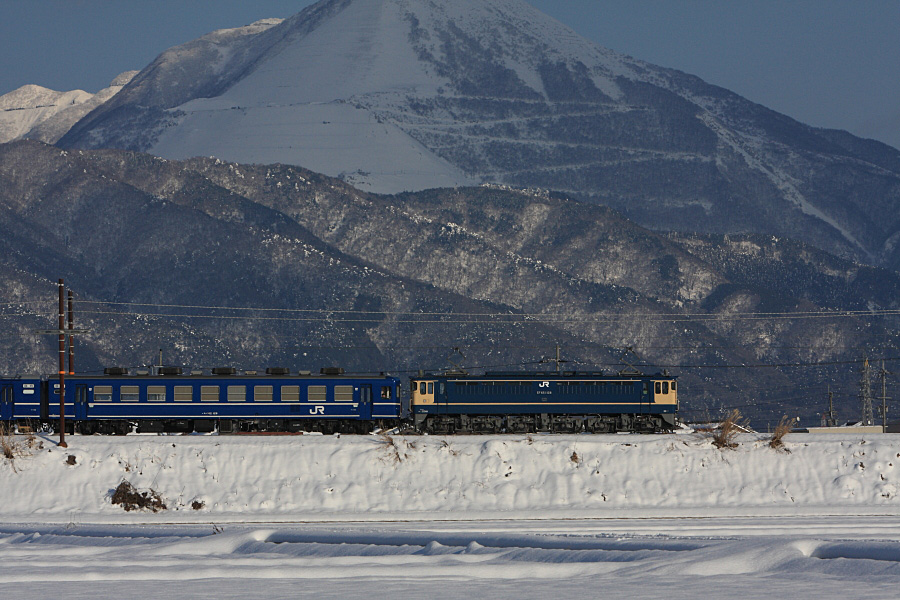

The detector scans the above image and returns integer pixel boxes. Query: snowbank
[1,433,898,523]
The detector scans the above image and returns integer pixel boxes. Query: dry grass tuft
[768,416,794,452]
[570,450,581,465]
[377,434,405,463]
[440,440,459,456]
[1,425,32,472]
[711,409,749,450]
[110,481,167,512]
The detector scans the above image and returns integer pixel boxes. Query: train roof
[414,370,675,379]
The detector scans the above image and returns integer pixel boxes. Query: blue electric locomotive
[4,368,401,434]
[409,370,678,434]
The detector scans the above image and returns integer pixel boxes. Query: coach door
[75,384,89,420]
[0,384,12,421]
[359,385,373,419]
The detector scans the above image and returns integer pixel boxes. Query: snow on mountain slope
[58,0,900,267]
[0,72,137,144]
[0,85,91,143]
[24,71,138,144]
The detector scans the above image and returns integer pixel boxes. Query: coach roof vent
[211,367,236,375]
[104,367,128,376]
[320,367,344,375]
[266,367,290,375]
[158,366,183,375]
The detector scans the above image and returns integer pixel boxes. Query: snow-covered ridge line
[1,433,897,524]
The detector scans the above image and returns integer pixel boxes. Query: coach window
[281,385,300,402]
[174,386,193,402]
[121,386,139,402]
[381,386,392,399]
[228,385,246,402]
[254,385,273,402]
[147,386,166,402]
[201,386,219,402]
[308,385,327,402]
[94,386,112,402]
[335,385,353,402]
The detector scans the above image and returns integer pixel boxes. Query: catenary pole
[67,290,75,375]
[57,279,67,448]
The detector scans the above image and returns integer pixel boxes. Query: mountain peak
[57,0,900,269]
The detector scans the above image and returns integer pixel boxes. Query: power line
[67,307,900,325]
[65,299,900,320]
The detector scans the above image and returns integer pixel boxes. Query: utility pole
[822,386,837,427]
[56,280,66,447]
[879,360,890,432]
[36,280,89,448]
[67,290,75,375]
[860,354,874,426]
[541,343,569,373]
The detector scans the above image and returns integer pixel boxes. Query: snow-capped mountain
[58,0,900,270]
[0,71,137,144]
[0,85,90,143]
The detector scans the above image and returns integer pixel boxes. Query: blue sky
[2,0,898,148]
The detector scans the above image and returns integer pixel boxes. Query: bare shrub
[1,425,31,472]
[769,416,793,452]
[376,434,404,463]
[711,409,749,450]
[570,450,581,465]
[111,481,167,512]
[191,500,206,510]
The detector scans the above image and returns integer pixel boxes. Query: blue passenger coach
[410,370,678,434]
[1,377,43,423]
[10,368,401,434]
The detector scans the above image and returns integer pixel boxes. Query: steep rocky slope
[2,140,898,424]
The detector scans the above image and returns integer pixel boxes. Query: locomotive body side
[410,371,677,434]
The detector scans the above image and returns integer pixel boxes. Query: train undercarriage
[415,413,674,434]
[38,419,395,436]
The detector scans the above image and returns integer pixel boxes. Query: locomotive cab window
[655,382,661,394]
[672,381,677,391]
[420,382,427,394]
[427,382,434,395]
[662,382,669,394]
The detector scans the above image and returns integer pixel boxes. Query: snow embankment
[1,433,897,523]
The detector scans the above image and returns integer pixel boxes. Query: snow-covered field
[2,433,899,598]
